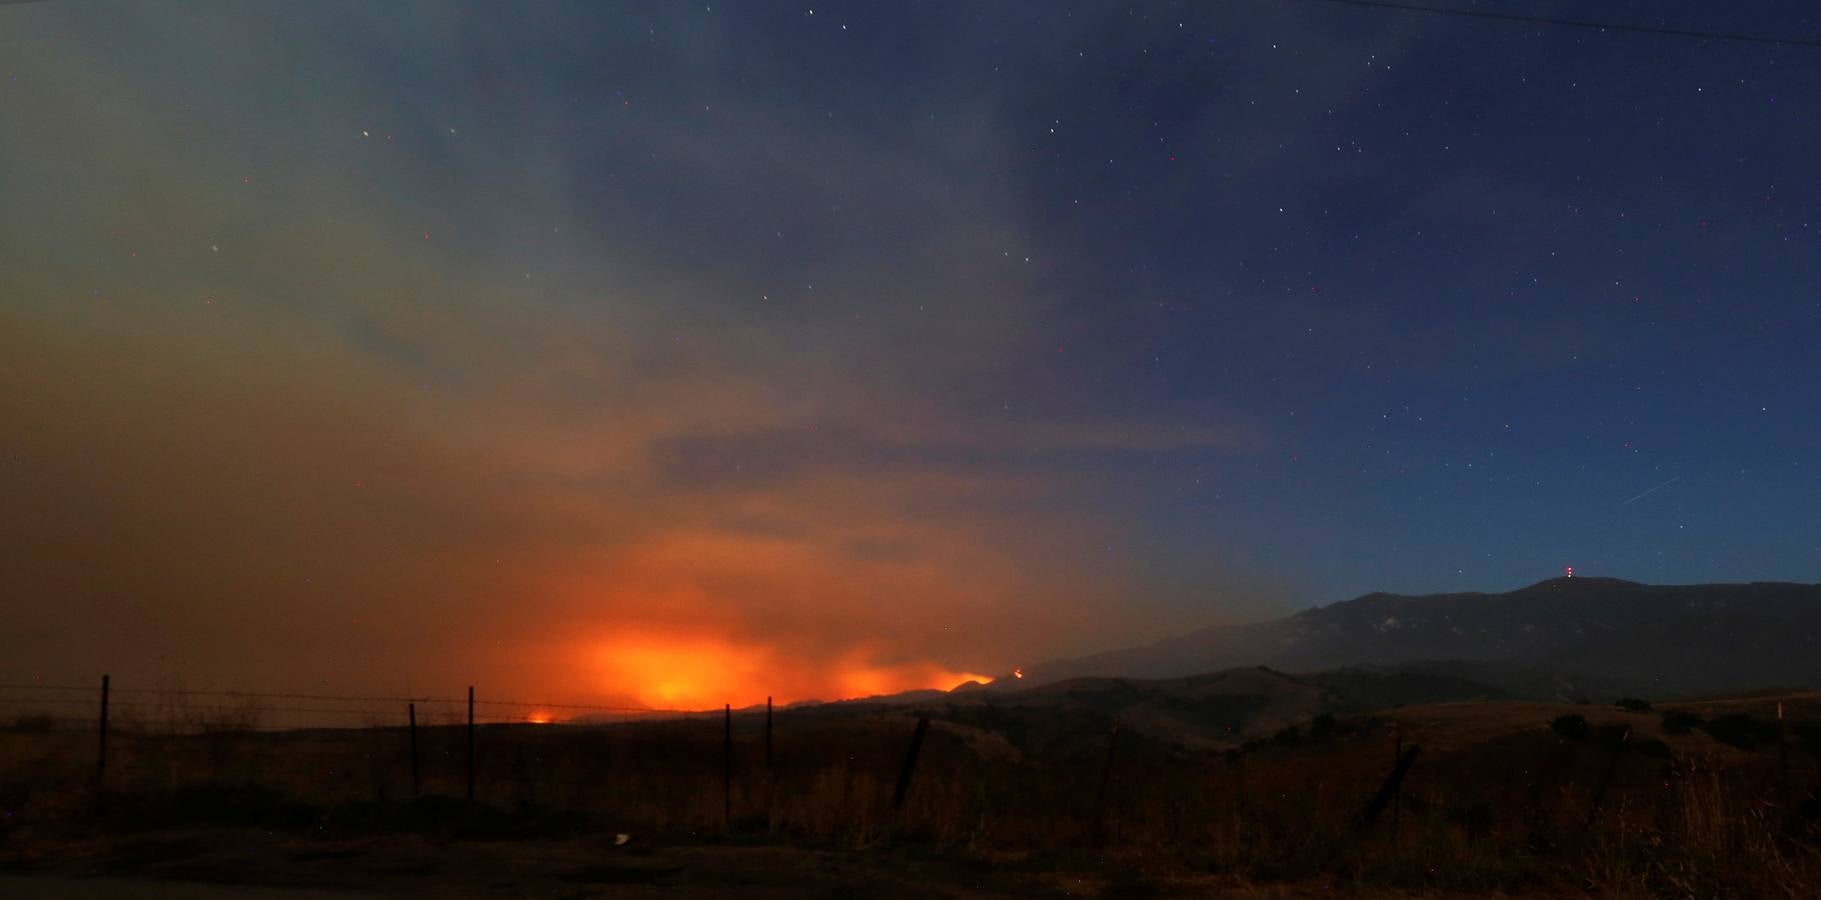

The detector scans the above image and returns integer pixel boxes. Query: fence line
[0,681,651,716]
[0,706,611,728]
[0,698,555,722]
[5,671,1819,881]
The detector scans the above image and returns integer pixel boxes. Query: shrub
[1615,697,1652,712]
[1631,738,1672,759]
[8,713,55,733]
[1551,714,1591,741]
[1792,722,1821,755]
[1595,723,1632,751]
[1701,713,1778,750]
[1660,710,1703,735]
[1098,869,1162,900]
[1446,798,1493,835]
[1308,713,1337,741]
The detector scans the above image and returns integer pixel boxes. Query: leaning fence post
[765,696,774,771]
[95,674,110,783]
[1091,721,1119,846]
[1359,745,1422,829]
[466,686,476,801]
[408,702,420,797]
[892,717,931,813]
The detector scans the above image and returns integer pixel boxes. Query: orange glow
[1012,668,1024,679]
[526,711,553,725]
[594,634,773,710]
[588,632,989,710]
[837,661,991,700]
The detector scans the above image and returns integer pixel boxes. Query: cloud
[0,1,1275,706]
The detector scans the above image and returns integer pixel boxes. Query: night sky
[4,1,1819,707]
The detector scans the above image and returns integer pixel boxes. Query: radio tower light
[1565,566,1574,578]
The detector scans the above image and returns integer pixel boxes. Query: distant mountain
[1014,578,1821,699]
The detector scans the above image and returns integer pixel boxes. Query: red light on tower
[1565,566,1574,578]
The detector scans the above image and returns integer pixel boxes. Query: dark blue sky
[3,1,1818,700]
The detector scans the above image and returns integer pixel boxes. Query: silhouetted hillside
[866,663,1558,752]
[1014,578,1821,698]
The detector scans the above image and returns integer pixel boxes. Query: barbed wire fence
[0,679,658,730]
[0,675,1466,845]
[6,677,1813,851]
[0,677,800,830]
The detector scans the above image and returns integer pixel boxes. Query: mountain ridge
[1011,577,1821,697]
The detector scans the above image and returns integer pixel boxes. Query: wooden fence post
[1779,701,1791,807]
[1392,725,1402,846]
[891,717,931,812]
[466,686,476,802]
[763,695,776,828]
[95,674,110,783]
[1091,722,1119,846]
[408,702,420,798]
[1359,745,1422,829]
[723,703,733,829]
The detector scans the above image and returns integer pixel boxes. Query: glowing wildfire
[588,633,988,710]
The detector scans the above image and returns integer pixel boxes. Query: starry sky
[3,1,1819,707]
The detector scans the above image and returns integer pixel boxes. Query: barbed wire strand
[0,682,649,713]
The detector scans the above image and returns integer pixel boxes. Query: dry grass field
[4,690,1821,897]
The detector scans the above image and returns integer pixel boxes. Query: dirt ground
[0,827,1404,899]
